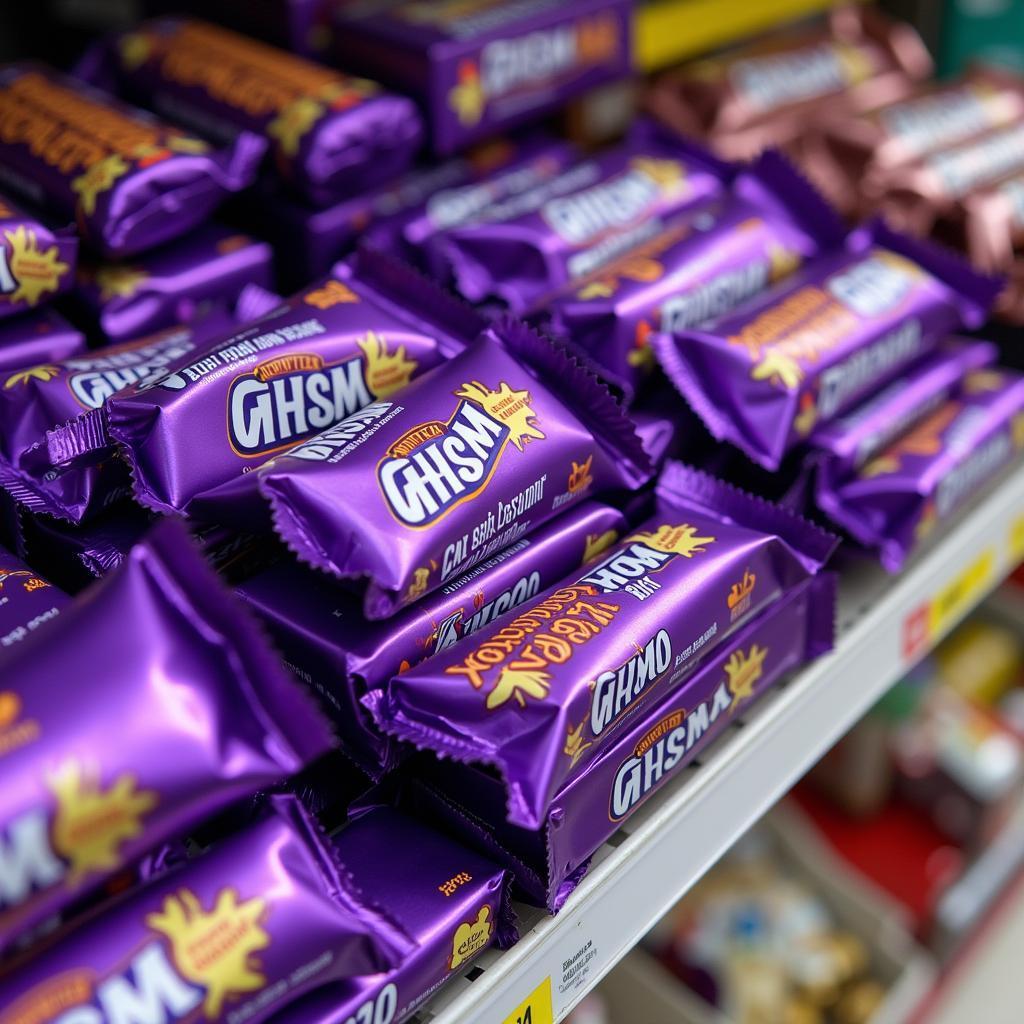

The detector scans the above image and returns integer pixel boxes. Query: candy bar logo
[936,427,1012,519]
[542,158,684,246]
[591,628,672,737]
[727,570,756,620]
[4,884,271,1024]
[432,571,543,654]
[730,43,854,115]
[826,251,917,319]
[879,85,996,160]
[660,258,771,333]
[378,380,543,528]
[609,644,766,820]
[450,905,493,970]
[280,401,394,462]
[0,225,69,307]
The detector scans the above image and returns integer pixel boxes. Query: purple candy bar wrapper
[0,544,67,651]
[269,805,516,1024]
[0,520,333,954]
[0,286,281,524]
[332,0,631,155]
[258,317,651,619]
[50,250,485,519]
[540,150,846,399]
[0,307,85,375]
[75,223,273,343]
[0,797,412,1022]
[816,366,1024,573]
[237,500,627,778]
[0,192,77,320]
[811,339,999,480]
[99,17,423,207]
[408,570,836,911]
[370,462,836,830]
[653,219,1002,470]
[437,126,734,313]
[0,64,263,258]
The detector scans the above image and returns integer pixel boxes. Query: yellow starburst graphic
[48,759,158,884]
[577,280,615,299]
[582,529,618,564]
[563,718,593,767]
[449,60,486,126]
[268,98,324,156]
[626,523,716,558]
[630,157,686,198]
[358,331,417,398]
[72,155,130,216]
[147,887,269,1018]
[487,667,551,710]
[4,364,60,388]
[94,264,147,302]
[3,226,69,306]
[449,905,492,970]
[751,348,803,390]
[725,644,768,711]
[455,381,544,452]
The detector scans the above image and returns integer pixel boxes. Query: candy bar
[816,366,1024,572]
[0,307,85,374]
[646,6,931,160]
[0,796,410,1016]
[258,318,651,619]
[0,64,263,257]
[47,250,484,519]
[75,223,273,343]
[652,220,1000,470]
[435,126,733,313]
[370,463,835,830]
[540,149,845,398]
[237,500,627,777]
[0,521,332,953]
[0,545,67,651]
[97,17,423,206]
[0,192,77,319]
[332,0,632,155]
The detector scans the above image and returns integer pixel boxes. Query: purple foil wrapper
[816,366,1024,572]
[0,308,85,375]
[408,570,836,911]
[258,317,652,619]
[100,17,423,207]
[75,223,273,343]
[653,219,1002,470]
[332,0,631,155]
[0,192,77,319]
[0,521,333,954]
[269,805,517,1024]
[0,544,67,651]
[0,64,263,258]
[539,150,846,399]
[371,462,836,830]
[0,796,412,1021]
[236,500,627,778]
[436,127,733,313]
[49,250,484,519]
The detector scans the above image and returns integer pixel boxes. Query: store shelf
[416,464,1024,1024]
[633,0,842,72]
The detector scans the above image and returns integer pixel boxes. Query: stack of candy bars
[0,3,1021,1021]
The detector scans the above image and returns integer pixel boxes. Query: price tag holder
[503,977,554,1024]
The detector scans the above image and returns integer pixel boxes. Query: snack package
[435,126,733,313]
[0,521,333,954]
[652,219,1000,469]
[0,192,77,319]
[370,463,836,830]
[0,307,85,374]
[816,365,1024,572]
[0,285,281,523]
[92,17,423,206]
[237,500,627,778]
[0,64,263,257]
[75,223,273,342]
[0,797,412,1018]
[646,5,932,159]
[540,149,846,398]
[46,250,485,519]
[257,318,652,619]
[0,545,67,650]
[331,0,632,154]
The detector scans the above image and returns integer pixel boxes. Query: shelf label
[903,547,996,661]
[503,977,553,1024]
[1011,513,1024,565]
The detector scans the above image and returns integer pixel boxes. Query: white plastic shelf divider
[414,464,1024,1024]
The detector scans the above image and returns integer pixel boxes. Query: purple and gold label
[0,226,70,308]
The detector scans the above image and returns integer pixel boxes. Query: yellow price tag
[503,977,553,1024]
[1011,514,1024,565]
[928,547,996,638]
